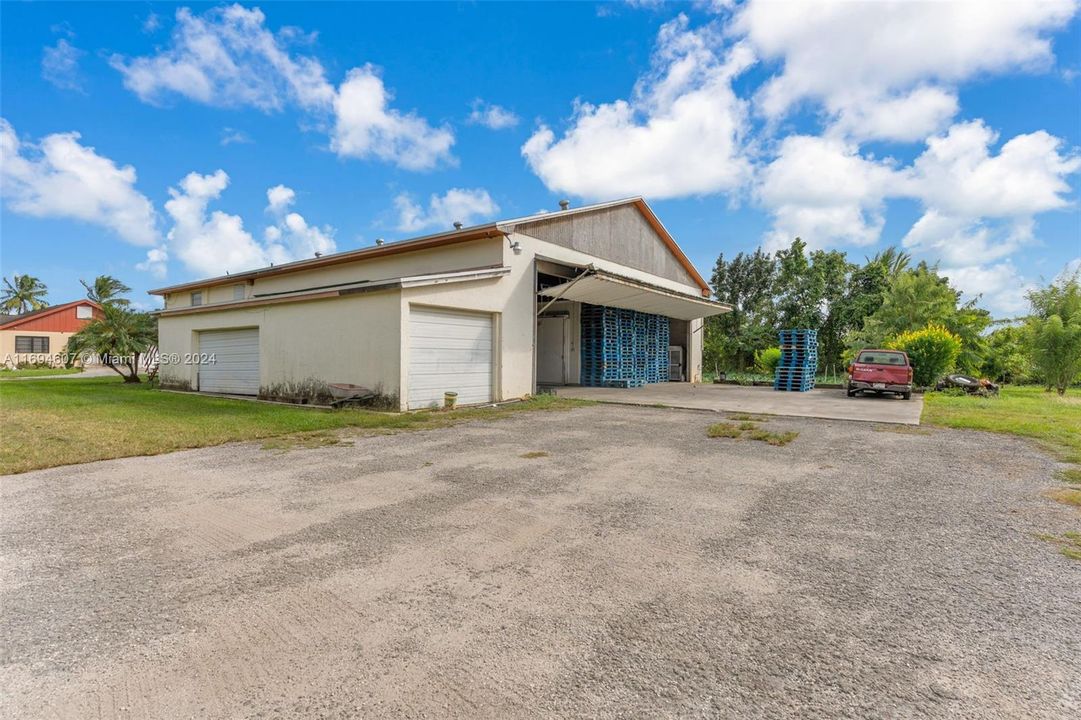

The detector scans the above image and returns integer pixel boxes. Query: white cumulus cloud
[111,4,454,171]
[394,188,500,233]
[522,15,753,200]
[263,184,334,262]
[110,4,335,111]
[163,170,269,277]
[467,100,520,130]
[331,66,455,171]
[900,121,1081,263]
[939,262,1035,316]
[264,211,335,264]
[0,118,159,246]
[731,0,1078,141]
[757,134,901,250]
[758,120,1080,256]
[159,171,336,277]
[265,184,295,213]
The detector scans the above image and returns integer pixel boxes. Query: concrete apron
[554,383,924,425]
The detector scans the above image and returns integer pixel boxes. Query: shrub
[885,323,961,387]
[755,347,782,375]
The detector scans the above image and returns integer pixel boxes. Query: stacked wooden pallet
[580,304,669,387]
[775,329,818,392]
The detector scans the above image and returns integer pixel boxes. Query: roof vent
[314,251,323,258]
[375,238,385,246]
[453,221,463,230]
[559,199,570,211]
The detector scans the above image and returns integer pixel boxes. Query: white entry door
[408,307,493,409]
[537,316,566,385]
[198,328,260,395]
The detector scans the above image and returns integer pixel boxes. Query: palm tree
[868,247,911,277]
[66,305,157,382]
[80,275,132,307]
[1,274,48,314]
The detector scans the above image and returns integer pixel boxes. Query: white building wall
[157,291,401,402]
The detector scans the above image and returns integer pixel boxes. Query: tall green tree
[66,305,157,382]
[980,325,1031,383]
[809,248,853,372]
[708,248,777,370]
[80,275,132,308]
[1025,271,1081,393]
[1031,315,1081,395]
[856,262,989,371]
[1,274,48,314]
[773,238,824,330]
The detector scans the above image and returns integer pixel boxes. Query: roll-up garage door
[408,307,493,409]
[198,328,260,395]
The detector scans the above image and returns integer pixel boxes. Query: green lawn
[923,385,1081,465]
[0,377,588,475]
[0,367,84,379]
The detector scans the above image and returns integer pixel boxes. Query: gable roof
[0,299,102,331]
[498,197,710,294]
[148,197,710,297]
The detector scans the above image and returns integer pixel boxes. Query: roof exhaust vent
[375,238,385,246]
[453,221,463,230]
[559,199,570,211]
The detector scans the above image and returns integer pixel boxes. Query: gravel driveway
[2,406,1078,718]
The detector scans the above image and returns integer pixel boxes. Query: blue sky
[2,1,1079,316]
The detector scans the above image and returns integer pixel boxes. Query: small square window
[191,291,203,306]
[233,284,245,301]
[76,304,93,319]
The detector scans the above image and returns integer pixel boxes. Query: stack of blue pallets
[775,329,817,392]
[580,304,669,387]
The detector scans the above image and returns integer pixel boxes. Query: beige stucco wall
[157,290,401,401]
[163,239,502,310]
[0,330,80,368]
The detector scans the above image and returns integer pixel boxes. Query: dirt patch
[707,421,799,446]
[1046,487,1081,508]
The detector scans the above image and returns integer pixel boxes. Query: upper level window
[233,284,245,301]
[76,304,93,319]
[191,291,203,306]
[15,336,49,353]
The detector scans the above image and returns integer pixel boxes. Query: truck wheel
[847,388,857,398]
[902,391,911,400]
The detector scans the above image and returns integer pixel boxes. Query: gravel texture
[1,405,1078,718]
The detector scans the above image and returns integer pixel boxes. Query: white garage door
[198,328,260,395]
[408,307,493,410]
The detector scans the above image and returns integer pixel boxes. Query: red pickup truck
[846,349,913,400]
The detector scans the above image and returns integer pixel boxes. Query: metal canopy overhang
[538,270,731,321]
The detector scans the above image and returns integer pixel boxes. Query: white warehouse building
[151,197,731,410]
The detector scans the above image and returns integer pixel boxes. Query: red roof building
[0,300,103,367]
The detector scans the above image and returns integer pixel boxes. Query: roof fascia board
[0,299,102,331]
[148,226,504,296]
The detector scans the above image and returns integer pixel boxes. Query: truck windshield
[857,351,907,366]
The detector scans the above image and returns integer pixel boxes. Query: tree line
[705,239,1081,393]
